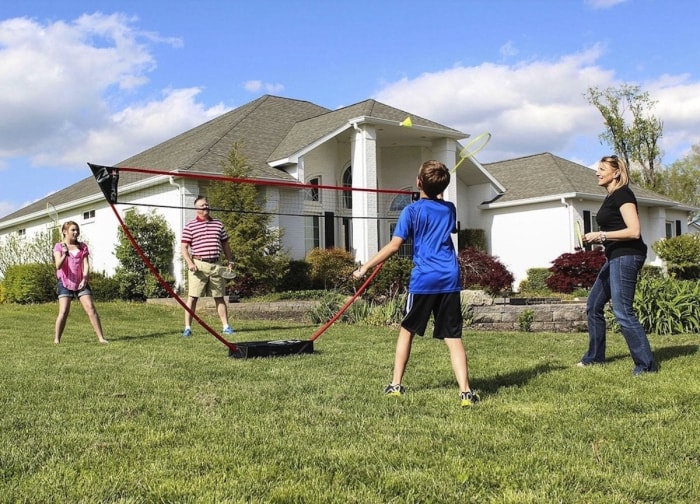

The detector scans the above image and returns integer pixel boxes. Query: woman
[54,221,108,344]
[578,155,656,375]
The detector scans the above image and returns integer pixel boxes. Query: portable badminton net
[89,163,410,358]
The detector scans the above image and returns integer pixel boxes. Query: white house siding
[490,202,572,291]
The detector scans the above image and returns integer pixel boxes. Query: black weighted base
[228,339,314,359]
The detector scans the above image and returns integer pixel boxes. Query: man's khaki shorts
[188,259,226,298]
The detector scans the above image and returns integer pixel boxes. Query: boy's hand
[352,266,366,280]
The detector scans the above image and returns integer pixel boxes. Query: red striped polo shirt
[181,216,229,259]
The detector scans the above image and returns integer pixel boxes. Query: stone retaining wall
[148,298,588,332]
[470,303,587,332]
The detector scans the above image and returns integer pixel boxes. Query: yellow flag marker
[399,116,413,127]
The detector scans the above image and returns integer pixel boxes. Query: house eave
[269,115,469,167]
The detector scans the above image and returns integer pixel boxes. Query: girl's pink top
[54,242,89,290]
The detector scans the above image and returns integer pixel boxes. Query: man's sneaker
[223,326,235,335]
[384,383,405,396]
[182,328,192,337]
[460,390,480,407]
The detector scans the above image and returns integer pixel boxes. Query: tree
[585,85,663,188]
[113,209,176,300]
[0,229,54,279]
[207,143,289,295]
[655,142,700,214]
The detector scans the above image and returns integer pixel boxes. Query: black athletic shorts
[401,292,463,339]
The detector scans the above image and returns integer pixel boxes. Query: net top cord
[88,163,417,220]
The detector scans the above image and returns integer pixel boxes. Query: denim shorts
[57,279,92,299]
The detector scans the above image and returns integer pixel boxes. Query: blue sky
[1,0,699,218]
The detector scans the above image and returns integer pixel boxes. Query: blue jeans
[582,254,656,373]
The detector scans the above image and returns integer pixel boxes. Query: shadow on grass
[583,344,698,367]
[654,344,698,362]
[474,362,569,394]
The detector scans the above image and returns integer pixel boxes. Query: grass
[1,301,699,503]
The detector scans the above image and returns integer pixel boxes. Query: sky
[1,0,699,218]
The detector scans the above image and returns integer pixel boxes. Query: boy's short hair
[418,160,450,198]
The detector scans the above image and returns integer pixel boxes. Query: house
[1,95,697,291]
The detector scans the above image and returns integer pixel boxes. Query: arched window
[342,167,352,210]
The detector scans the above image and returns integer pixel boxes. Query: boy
[353,160,479,407]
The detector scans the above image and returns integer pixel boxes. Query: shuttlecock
[399,116,413,127]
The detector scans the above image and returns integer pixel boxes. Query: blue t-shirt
[393,198,460,294]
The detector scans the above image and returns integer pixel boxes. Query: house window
[305,215,321,253]
[342,167,352,210]
[83,209,96,220]
[305,176,321,203]
[390,193,413,212]
[390,222,413,258]
[17,228,26,236]
[665,222,674,239]
[388,191,413,257]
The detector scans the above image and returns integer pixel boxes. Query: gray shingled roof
[1,95,465,223]
[269,99,464,162]
[483,153,678,206]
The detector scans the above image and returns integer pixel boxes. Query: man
[180,196,235,337]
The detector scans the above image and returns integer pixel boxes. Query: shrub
[634,277,700,335]
[2,263,55,304]
[546,248,606,293]
[652,234,700,279]
[306,248,355,293]
[518,268,552,295]
[458,247,514,295]
[518,309,535,332]
[304,291,348,324]
[457,229,487,251]
[114,210,176,301]
[88,272,121,302]
[365,256,412,301]
[277,260,312,292]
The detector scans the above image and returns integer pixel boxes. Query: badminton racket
[450,132,492,174]
[46,202,60,240]
[575,221,585,250]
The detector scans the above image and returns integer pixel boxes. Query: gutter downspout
[561,197,573,251]
[169,176,184,288]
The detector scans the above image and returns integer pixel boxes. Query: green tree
[207,143,289,295]
[655,143,700,215]
[113,209,176,300]
[0,229,54,278]
[585,84,663,188]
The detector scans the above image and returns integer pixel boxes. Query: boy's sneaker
[223,326,235,335]
[460,390,480,407]
[182,328,192,337]
[384,383,405,396]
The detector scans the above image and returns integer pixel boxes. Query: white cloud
[584,0,628,9]
[374,46,700,166]
[0,13,227,170]
[499,41,518,59]
[41,88,229,167]
[375,47,612,163]
[244,80,285,94]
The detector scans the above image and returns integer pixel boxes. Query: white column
[433,138,459,250]
[351,123,378,262]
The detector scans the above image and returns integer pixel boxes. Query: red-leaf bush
[546,248,606,293]
[458,247,514,295]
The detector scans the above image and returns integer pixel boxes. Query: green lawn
[0,302,698,503]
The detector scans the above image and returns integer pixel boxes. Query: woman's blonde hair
[600,155,629,193]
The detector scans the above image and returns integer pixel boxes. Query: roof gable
[483,153,678,206]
